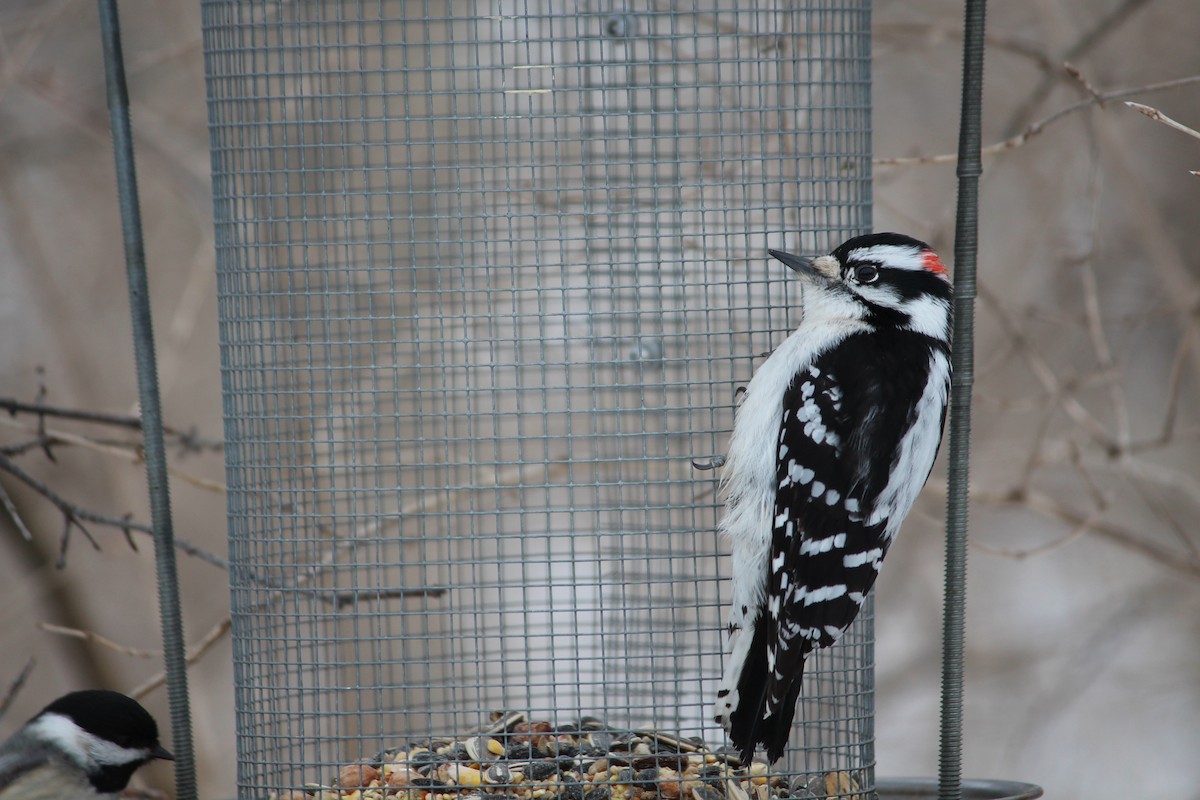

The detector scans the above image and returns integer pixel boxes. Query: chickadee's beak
[152,744,175,761]
[768,249,814,275]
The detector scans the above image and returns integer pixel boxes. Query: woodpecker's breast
[720,312,869,618]
[867,346,951,538]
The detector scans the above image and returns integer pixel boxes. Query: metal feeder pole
[939,0,987,799]
[95,1,197,798]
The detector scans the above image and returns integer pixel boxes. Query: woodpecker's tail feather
[726,615,806,765]
[761,673,803,763]
[726,615,769,765]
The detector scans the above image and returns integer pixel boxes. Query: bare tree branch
[876,73,1200,167]
[0,450,229,570]
[930,482,1200,581]
[0,450,151,531]
[1001,0,1158,137]
[1015,489,1200,580]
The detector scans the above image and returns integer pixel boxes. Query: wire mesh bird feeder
[202,2,872,798]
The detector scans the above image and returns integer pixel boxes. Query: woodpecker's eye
[854,264,879,284]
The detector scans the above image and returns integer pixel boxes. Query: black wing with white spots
[760,330,941,760]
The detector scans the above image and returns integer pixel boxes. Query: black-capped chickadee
[0,690,173,799]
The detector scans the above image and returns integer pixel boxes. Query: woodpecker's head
[769,232,952,340]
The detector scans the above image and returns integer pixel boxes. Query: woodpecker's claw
[734,385,747,401]
[692,455,727,471]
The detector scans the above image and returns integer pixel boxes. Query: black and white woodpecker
[712,232,953,764]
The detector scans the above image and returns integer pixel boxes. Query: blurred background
[0,1,1197,798]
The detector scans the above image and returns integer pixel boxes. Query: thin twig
[1076,155,1133,452]
[1128,320,1197,453]
[0,397,145,430]
[1068,439,1110,511]
[1014,405,1058,497]
[0,478,34,541]
[0,416,225,493]
[32,371,54,463]
[129,616,232,700]
[1091,113,1200,352]
[1,437,61,458]
[979,285,1117,451]
[1095,455,1200,513]
[170,538,230,571]
[1127,474,1200,560]
[38,623,158,658]
[1125,101,1200,141]
[1080,281,1130,448]
[330,587,448,610]
[874,22,1056,72]
[0,395,223,453]
[0,659,35,721]
[1065,63,1106,106]
[876,73,1200,166]
[56,512,102,568]
[971,509,1096,560]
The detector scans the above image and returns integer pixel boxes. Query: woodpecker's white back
[712,233,952,764]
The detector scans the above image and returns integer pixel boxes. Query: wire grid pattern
[202,2,873,796]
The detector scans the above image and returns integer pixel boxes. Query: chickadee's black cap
[40,690,170,757]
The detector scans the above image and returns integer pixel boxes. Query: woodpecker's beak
[768,249,814,275]
[770,249,841,281]
[152,745,175,761]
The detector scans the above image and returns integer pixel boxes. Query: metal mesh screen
[201,2,872,798]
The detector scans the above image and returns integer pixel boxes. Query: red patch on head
[921,250,948,276]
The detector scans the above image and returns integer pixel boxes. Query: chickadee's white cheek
[86,737,152,767]
[25,713,90,765]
